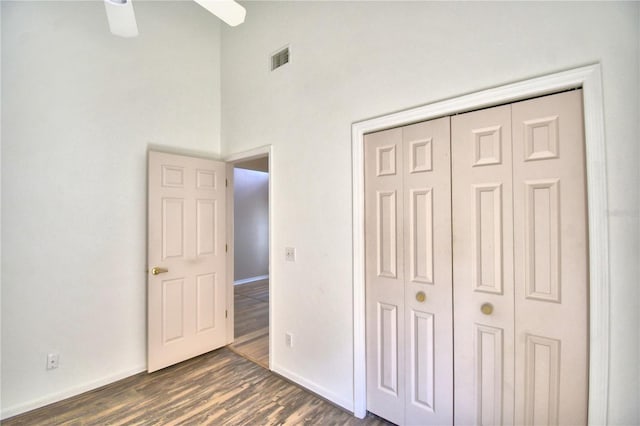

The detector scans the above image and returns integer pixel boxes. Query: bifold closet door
[511,90,588,425]
[365,126,406,425]
[365,89,588,426]
[452,104,516,425]
[365,117,453,425]
[452,90,588,425]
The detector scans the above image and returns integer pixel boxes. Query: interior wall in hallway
[234,167,269,283]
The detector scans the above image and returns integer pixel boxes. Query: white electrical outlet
[286,333,293,348]
[47,353,59,370]
[285,247,296,262]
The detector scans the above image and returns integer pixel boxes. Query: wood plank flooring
[229,280,269,368]
[3,347,391,425]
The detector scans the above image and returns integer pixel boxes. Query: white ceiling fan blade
[104,0,139,38]
[193,0,246,27]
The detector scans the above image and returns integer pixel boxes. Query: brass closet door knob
[415,291,426,303]
[481,303,494,315]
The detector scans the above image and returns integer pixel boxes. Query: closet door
[403,118,453,425]
[365,117,453,425]
[452,105,515,425]
[512,90,588,425]
[366,90,588,425]
[365,127,406,425]
[452,91,589,425]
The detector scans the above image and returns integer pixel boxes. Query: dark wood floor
[233,279,269,337]
[4,347,391,425]
[229,279,269,368]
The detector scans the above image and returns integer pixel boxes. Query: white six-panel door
[365,90,588,425]
[365,117,453,425]
[147,151,228,373]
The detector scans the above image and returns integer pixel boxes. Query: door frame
[351,64,609,423]
[225,145,273,370]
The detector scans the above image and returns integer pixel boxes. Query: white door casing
[147,151,228,373]
[353,64,609,423]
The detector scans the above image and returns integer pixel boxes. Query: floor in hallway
[229,279,269,369]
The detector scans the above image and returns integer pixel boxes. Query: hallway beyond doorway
[229,279,269,368]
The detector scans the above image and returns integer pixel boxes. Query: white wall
[1,1,221,417]
[221,1,640,422]
[233,167,269,283]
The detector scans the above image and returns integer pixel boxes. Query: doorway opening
[228,154,270,369]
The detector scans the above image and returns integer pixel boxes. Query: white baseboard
[1,364,146,420]
[234,274,269,286]
[271,361,354,414]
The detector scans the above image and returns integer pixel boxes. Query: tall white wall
[1,1,221,417]
[233,167,269,282]
[221,2,640,422]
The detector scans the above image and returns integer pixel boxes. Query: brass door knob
[481,303,494,315]
[151,267,168,275]
[416,291,426,303]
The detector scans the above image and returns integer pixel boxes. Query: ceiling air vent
[271,47,289,71]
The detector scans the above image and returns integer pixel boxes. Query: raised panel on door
[475,324,504,425]
[403,118,453,425]
[452,104,515,425]
[378,302,400,395]
[162,198,185,259]
[365,127,405,425]
[522,334,561,425]
[196,273,216,332]
[196,199,216,256]
[512,90,588,425]
[378,190,399,279]
[409,309,435,411]
[162,278,186,343]
[148,151,228,373]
